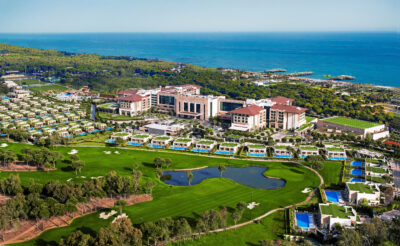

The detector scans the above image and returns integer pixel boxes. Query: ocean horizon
[0,32,399,87]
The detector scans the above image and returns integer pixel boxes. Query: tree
[236,201,247,214]
[337,229,362,246]
[218,165,226,177]
[232,211,242,228]
[115,137,124,146]
[145,181,155,195]
[195,218,207,235]
[110,217,142,246]
[156,168,163,180]
[49,151,63,168]
[71,160,85,175]
[70,154,79,162]
[114,200,127,215]
[153,157,164,168]
[187,170,194,185]
[174,218,192,242]
[60,230,92,246]
[306,155,324,170]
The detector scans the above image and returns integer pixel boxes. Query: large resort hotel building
[114,84,307,132]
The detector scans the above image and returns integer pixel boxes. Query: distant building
[319,203,357,230]
[118,94,151,116]
[229,104,266,131]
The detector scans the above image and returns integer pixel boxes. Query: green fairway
[322,116,380,129]
[2,142,320,246]
[318,161,342,187]
[28,84,68,93]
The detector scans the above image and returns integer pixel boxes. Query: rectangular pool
[296,213,314,229]
[215,150,234,155]
[192,148,210,153]
[169,146,186,151]
[325,190,342,203]
[328,157,348,161]
[350,178,364,183]
[274,154,293,158]
[351,169,364,176]
[248,153,266,157]
[351,161,363,167]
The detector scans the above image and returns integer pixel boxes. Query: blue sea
[0,32,399,87]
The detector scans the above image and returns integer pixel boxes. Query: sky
[0,0,398,33]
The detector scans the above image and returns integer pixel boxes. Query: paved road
[391,159,400,189]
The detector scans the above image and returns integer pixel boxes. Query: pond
[163,166,286,190]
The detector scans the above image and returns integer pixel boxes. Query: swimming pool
[352,161,363,167]
[296,213,314,228]
[300,155,307,159]
[328,157,348,161]
[169,146,186,151]
[105,140,115,143]
[350,178,364,183]
[147,144,163,148]
[274,154,293,158]
[325,190,342,203]
[215,150,234,155]
[79,132,87,136]
[126,142,143,146]
[351,169,364,176]
[191,148,210,153]
[248,153,266,157]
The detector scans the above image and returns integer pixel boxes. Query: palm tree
[218,165,226,177]
[187,171,194,185]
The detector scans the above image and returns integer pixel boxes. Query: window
[196,104,201,113]
[190,103,195,112]
[159,95,175,105]
[184,102,188,111]
[220,102,244,112]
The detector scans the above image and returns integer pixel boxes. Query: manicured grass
[2,142,320,246]
[274,146,288,150]
[172,211,285,246]
[197,140,214,145]
[248,144,265,149]
[366,176,386,183]
[347,183,377,194]
[366,166,386,174]
[320,204,354,218]
[174,138,192,143]
[296,123,312,132]
[132,134,150,139]
[326,147,344,152]
[154,136,171,141]
[112,132,129,137]
[220,142,238,147]
[305,116,316,123]
[97,103,118,108]
[300,146,318,151]
[322,116,380,129]
[318,161,342,187]
[98,112,141,120]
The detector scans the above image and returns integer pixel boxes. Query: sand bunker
[247,202,260,210]
[67,178,72,182]
[0,143,8,148]
[99,210,117,220]
[112,213,128,223]
[104,151,111,155]
[68,149,78,155]
[302,188,311,193]
[114,151,120,154]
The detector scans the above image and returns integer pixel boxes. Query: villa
[118,94,151,116]
[229,104,267,132]
[171,138,193,150]
[247,144,267,157]
[95,122,108,130]
[83,124,95,132]
[110,132,131,141]
[319,203,357,230]
[345,183,380,206]
[149,136,173,148]
[325,146,347,160]
[217,142,239,155]
[274,145,293,158]
[299,146,319,158]
[193,140,216,153]
[57,130,70,138]
[129,134,152,145]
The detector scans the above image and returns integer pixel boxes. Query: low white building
[319,203,357,230]
[346,183,380,206]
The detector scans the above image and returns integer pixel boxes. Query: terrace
[347,183,377,194]
[322,117,380,129]
[320,204,355,219]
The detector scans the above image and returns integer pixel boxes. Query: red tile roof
[119,94,143,102]
[270,96,294,105]
[383,140,400,147]
[271,104,307,114]
[181,84,202,89]
[117,89,138,95]
[230,105,265,116]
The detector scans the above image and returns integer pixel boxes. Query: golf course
[0,142,325,245]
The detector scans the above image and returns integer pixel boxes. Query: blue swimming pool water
[300,155,307,159]
[325,191,342,203]
[248,153,265,157]
[352,161,363,167]
[163,166,285,189]
[79,132,87,136]
[89,130,100,133]
[328,157,348,161]
[147,144,163,148]
[274,154,293,158]
[169,146,186,151]
[126,142,143,146]
[296,213,314,228]
[350,178,364,183]
[105,140,115,143]
[215,150,234,155]
[351,169,364,176]
[192,148,210,153]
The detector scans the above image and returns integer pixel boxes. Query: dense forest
[0,43,396,124]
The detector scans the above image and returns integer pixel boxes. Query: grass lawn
[29,85,68,93]
[366,176,386,183]
[305,116,316,123]
[132,134,150,139]
[1,142,320,246]
[248,144,265,149]
[318,161,342,187]
[98,112,142,120]
[300,146,318,151]
[15,79,41,85]
[320,204,354,218]
[366,166,386,174]
[172,211,285,246]
[347,183,377,194]
[220,142,238,147]
[154,136,171,141]
[197,140,214,145]
[322,116,380,129]
[296,123,312,132]
[174,138,192,143]
[326,147,344,152]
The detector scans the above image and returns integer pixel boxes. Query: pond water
[163,166,286,190]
